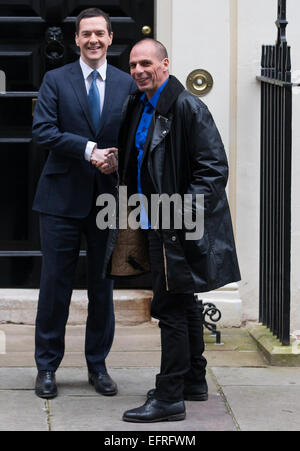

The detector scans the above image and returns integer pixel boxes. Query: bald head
[131,38,168,61]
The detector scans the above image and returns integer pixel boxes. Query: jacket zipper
[162,243,170,292]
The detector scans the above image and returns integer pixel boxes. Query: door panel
[0,0,154,288]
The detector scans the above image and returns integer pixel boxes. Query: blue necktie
[88,70,100,131]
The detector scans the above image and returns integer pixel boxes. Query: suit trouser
[35,209,114,374]
[147,230,207,403]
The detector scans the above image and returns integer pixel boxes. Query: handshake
[91,147,118,175]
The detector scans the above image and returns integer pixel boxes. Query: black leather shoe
[123,397,186,423]
[88,372,118,396]
[147,380,208,402]
[35,371,57,399]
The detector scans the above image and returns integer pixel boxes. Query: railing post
[257,0,292,346]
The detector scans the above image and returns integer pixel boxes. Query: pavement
[0,322,300,432]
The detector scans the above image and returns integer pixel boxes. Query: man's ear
[108,32,114,46]
[75,33,79,47]
[163,58,170,73]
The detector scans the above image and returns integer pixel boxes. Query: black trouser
[147,230,207,403]
[35,209,114,374]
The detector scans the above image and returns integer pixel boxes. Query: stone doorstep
[0,283,242,327]
[249,324,300,367]
[0,289,153,326]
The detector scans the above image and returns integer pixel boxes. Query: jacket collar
[129,75,185,117]
[155,75,185,116]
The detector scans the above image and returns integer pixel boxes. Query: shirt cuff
[85,141,97,162]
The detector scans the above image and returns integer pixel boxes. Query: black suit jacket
[32,60,136,218]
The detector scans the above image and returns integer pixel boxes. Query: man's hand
[91,147,118,175]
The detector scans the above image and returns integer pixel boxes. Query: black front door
[0,0,154,288]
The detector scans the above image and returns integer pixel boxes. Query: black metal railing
[196,297,222,345]
[257,0,292,345]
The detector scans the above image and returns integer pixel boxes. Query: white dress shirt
[79,58,107,161]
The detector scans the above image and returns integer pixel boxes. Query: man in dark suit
[32,8,135,399]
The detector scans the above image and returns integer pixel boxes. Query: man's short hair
[134,38,169,60]
[76,8,112,35]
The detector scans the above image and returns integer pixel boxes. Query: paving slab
[211,367,300,386]
[0,391,48,431]
[47,370,235,432]
[211,368,300,431]
[0,368,237,431]
[49,394,236,432]
[217,386,300,431]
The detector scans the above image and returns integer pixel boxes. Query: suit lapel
[68,60,95,134]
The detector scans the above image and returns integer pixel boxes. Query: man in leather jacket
[107,39,241,423]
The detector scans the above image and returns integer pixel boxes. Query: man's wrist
[85,141,97,162]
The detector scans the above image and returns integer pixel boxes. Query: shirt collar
[141,77,170,108]
[79,57,107,81]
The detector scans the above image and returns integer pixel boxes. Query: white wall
[156,0,300,333]
[235,0,275,322]
[171,0,231,152]
[288,0,300,332]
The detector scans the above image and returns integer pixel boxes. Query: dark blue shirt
[135,78,169,229]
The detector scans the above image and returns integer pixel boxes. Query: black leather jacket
[105,76,241,293]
